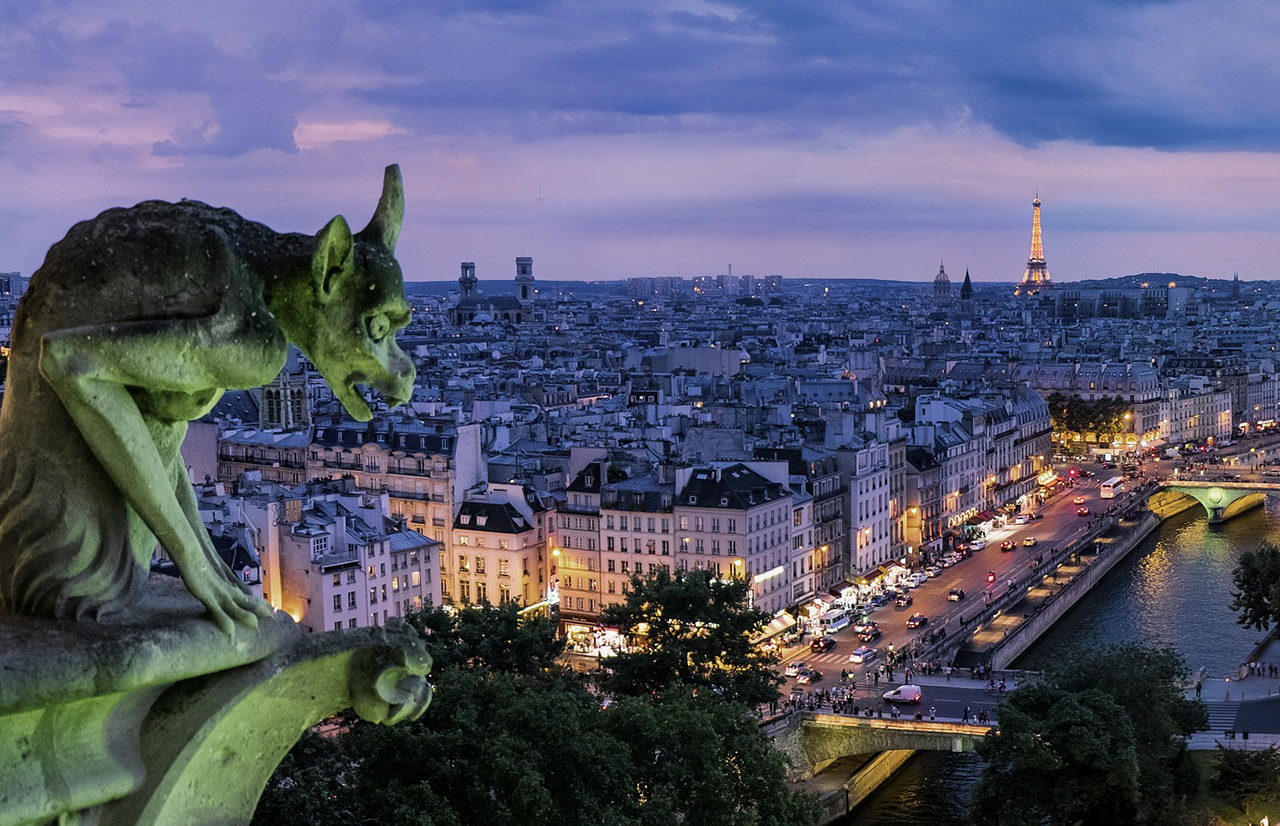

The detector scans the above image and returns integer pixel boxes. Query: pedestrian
[962,706,971,723]
[874,671,880,686]
[929,706,936,721]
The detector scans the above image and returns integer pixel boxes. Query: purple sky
[5,1,1280,283]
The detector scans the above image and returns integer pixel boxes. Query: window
[392,577,400,592]
[348,591,357,609]
[476,537,486,548]
[711,518,720,532]
[349,617,358,628]
[607,536,615,551]
[380,563,386,577]
[334,621,342,631]
[622,560,630,573]
[475,558,486,574]
[381,585,387,600]
[369,586,377,604]
[458,535,469,545]
[608,580,616,594]
[333,594,342,611]
[662,541,670,555]
[499,558,509,576]
[459,556,469,572]
[727,519,737,532]
[332,573,341,586]
[607,559,615,573]
[477,581,488,602]
[411,571,421,586]
[347,570,356,583]
[499,584,510,603]
[312,535,329,555]
[589,578,597,592]
[459,581,471,603]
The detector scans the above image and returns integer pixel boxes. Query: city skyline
[6,2,1280,282]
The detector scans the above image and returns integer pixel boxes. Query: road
[778,458,1161,706]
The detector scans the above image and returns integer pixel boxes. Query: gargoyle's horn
[362,164,404,252]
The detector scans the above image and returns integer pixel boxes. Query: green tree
[1230,541,1280,631]
[601,568,782,705]
[1211,743,1280,811]
[1047,645,1205,822]
[972,682,1141,826]
[974,644,1206,825]
[402,600,566,676]
[257,605,817,826]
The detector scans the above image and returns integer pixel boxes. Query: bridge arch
[1156,482,1274,524]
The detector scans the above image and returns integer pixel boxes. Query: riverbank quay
[937,480,1202,671]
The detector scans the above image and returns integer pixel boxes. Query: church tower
[1016,196,1053,295]
[933,261,952,306]
[958,268,974,317]
[515,256,534,302]
[459,262,478,298]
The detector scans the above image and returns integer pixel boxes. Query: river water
[839,498,1278,824]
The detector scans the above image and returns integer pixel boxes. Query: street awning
[854,569,886,586]
[750,613,797,644]
[965,510,997,525]
[878,563,907,577]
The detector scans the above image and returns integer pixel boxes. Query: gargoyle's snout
[379,348,416,409]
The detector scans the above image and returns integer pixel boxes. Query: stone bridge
[767,711,989,779]
[1153,479,1280,523]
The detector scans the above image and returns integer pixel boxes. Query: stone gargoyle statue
[0,165,416,634]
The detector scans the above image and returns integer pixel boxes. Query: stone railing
[0,578,431,826]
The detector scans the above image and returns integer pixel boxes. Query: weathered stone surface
[0,166,415,634]
[0,579,432,826]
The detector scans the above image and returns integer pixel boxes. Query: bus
[1100,476,1124,499]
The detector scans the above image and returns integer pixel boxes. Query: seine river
[840,498,1278,824]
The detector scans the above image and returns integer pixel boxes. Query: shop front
[751,611,799,652]
[564,621,626,658]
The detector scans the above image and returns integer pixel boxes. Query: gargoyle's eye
[367,314,391,343]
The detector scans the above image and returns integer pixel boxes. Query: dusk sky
[5,1,1280,283]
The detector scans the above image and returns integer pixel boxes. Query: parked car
[883,685,922,704]
[1001,540,1016,551]
[1077,506,1092,516]
[1013,514,1029,525]
[784,661,808,678]
[1023,536,1038,547]
[968,539,987,550]
[869,593,890,607]
[849,645,879,664]
[894,594,914,607]
[906,613,928,628]
[907,573,928,588]
[925,566,942,578]
[1032,512,1045,520]
[809,636,836,653]
[948,588,966,601]
[1073,496,1087,505]
[859,627,882,642]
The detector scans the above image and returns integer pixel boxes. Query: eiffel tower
[1015,196,1053,295]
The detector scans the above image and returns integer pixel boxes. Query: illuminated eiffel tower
[1015,196,1053,295]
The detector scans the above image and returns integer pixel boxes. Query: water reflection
[1016,499,1277,679]
[833,752,983,825]
[844,500,1276,824]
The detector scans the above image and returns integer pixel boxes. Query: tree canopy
[1230,541,1280,632]
[600,568,782,705]
[1045,391,1133,447]
[972,644,1206,826]
[255,600,815,826]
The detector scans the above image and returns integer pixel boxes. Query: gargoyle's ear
[359,164,403,253]
[313,215,353,303]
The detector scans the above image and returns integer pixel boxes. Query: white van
[820,610,851,633]
[883,685,922,704]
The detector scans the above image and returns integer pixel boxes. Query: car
[1013,514,1029,525]
[849,645,879,664]
[1023,536,1038,547]
[784,661,808,678]
[853,619,877,634]
[883,685,922,704]
[1032,512,1045,520]
[859,627,882,642]
[809,636,835,653]
[1001,540,1016,551]
[1077,506,1091,516]
[1073,496,1086,505]
[948,588,966,601]
[869,593,890,607]
[795,668,822,685]
[940,556,956,568]
[968,539,987,550]
[906,613,928,628]
[1101,462,1117,469]
[925,566,942,578]
[894,594,914,607]
[1080,470,1096,478]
